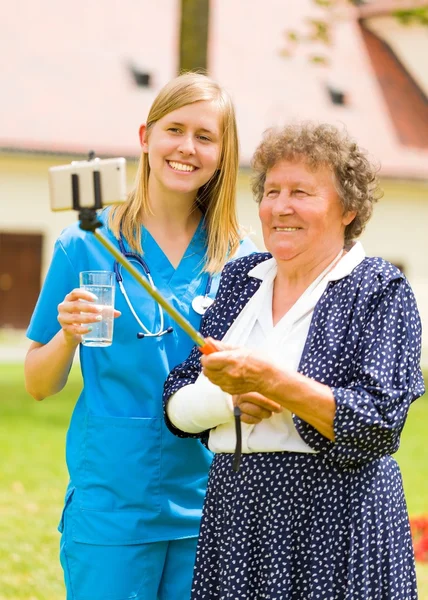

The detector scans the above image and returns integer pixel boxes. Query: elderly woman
[163,123,425,599]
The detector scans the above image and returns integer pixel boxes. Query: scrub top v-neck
[27,209,255,544]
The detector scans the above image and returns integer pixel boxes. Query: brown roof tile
[359,20,428,149]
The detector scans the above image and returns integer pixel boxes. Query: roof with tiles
[1,0,427,179]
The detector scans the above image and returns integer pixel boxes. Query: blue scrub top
[27,209,256,545]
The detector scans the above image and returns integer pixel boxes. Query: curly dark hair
[251,122,383,242]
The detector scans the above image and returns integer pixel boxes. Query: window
[129,65,151,88]
[326,84,347,106]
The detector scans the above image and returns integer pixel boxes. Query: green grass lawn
[0,364,80,599]
[0,363,427,599]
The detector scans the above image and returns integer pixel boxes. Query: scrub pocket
[79,413,161,514]
[60,493,155,600]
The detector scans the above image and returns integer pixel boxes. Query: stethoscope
[114,236,214,339]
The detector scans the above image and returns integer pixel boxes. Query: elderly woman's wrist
[257,361,285,397]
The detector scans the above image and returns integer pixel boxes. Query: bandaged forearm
[167,374,234,433]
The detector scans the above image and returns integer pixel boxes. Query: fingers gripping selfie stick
[72,153,242,471]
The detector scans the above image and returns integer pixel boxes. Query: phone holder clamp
[71,154,103,233]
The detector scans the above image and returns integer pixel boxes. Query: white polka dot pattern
[193,452,417,599]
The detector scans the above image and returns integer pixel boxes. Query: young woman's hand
[233,392,283,424]
[57,289,121,346]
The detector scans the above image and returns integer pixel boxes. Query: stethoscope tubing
[114,239,168,337]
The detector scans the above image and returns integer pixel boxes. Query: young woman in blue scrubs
[24,72,256,600]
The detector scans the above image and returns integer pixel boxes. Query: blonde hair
[251,122,383,243]
[109,72,241,273]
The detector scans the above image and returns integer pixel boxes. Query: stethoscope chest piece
[192,295,214,315]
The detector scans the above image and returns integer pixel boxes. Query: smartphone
[48,157,127,211]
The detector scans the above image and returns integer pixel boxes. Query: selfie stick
[75,207,216,355]
[73,156,241,470]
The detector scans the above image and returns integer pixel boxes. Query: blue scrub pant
[60,500,198,600]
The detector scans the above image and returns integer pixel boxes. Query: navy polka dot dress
[164,252,425,599]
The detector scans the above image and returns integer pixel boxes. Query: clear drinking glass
[79,271,115,347]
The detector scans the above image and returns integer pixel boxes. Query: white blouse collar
[248,241,366,283]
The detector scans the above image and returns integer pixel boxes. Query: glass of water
[79,271,115,347]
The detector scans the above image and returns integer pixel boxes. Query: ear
[139,124,149,153]
[343,210,357,226]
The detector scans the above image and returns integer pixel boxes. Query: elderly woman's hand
[200,338,272,396]
[233,392,283,424]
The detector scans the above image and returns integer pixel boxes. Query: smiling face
[259,159,356,265]
[140,100,222,201]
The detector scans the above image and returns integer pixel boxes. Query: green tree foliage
[281,0,428,65]
[394,6,428,26]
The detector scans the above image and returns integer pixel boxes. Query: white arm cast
[167,374,234,434]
